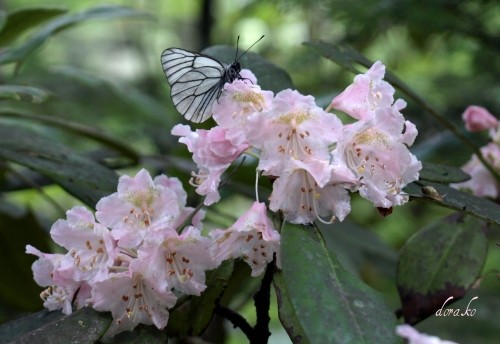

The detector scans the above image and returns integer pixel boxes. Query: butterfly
[161,36,264,123]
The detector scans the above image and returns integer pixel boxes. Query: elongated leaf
[203,45,294,93]
[0,85,50,103]
[0,108,139,161]
[168,260,234,337]
[0,11,7,33]
[0,309,64,343]
[0,7,67,46]
[0,5,150,65]
[0,124,118,206]
[274,223,399,344]
[404,181,500,226]
[419,162,470,183]
[0,208,51,312]
[396,214,488,324]
[7,308,111,344]
[319,221,398,278]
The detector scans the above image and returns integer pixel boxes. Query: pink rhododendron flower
[96,169,181,248]
[213,78,273,132]
[210,202,280,276]
[140,226,217,296]
[269,159,354,224]
[462,105,498,132]
[396,324,458,344]
[26,245,88,314]
[91,256,177,337]
[172,124,249,205]
[248,89,342,176]
[50,206,114,283]
[333,71,421,208]
[452,142,500,198]
[335,113,421,207]
[330,61,395,121]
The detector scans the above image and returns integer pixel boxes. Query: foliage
[0,1,499,344]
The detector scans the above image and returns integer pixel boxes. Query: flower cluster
[173,62,422,224]
[27,169,280,336]
[452,105,499,198]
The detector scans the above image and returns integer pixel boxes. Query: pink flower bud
[462,105,497,132]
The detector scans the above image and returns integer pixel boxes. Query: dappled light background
[0,0,498,343]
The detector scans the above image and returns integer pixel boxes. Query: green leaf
[0,309,64,343]
[404,181,500,226]
[6,308,111,344]
[319,221,398,278]
[0,85,50,103]
[419,162,470,183]
[168,260,234,337]
[0,11,7,33]
[303,41,372,75]
[0,7,67,46]
[0,207,51,312]
[396,214,488,324]
[0,108,139,161]
[0,124,118,207]
[203,45,294,93]
[109,325,167,344]
[0,5,151,65]
[274,223,399,344]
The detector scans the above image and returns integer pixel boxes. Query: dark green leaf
[419,162,470,183]
[168,260,234,337]
[0,124,118,207]
[109,325,167,344]
[203,45,294,93]
[274,223,399,344]
[0,108,139,161]
[303,41,372,75]
[0,5,151,65]
[405,181,500,226]
[396,214,488,324]
[0,309,64,343]
[0,11,7,33]
[319,221,398,278]
[0,7,67,46]
[7,308,111,344]
[0,85,50,103]
[0,208,51,313]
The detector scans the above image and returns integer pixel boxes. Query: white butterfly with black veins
[161,36,264,123]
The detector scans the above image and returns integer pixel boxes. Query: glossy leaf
[0,309,64,343]
[396,214,488,324]
[0,7,67,46]
[203,45,294,93]
[419,162,470,183]
[0,5,150,65]
[319,221,398,278]
[6,308,111,344]
[0,124,118,207]
[0,85,50,103]
[405,181,500,226]
[0,108,139,161]
[274,222,399,344]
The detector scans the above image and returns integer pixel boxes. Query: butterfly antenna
[236,35,265,61]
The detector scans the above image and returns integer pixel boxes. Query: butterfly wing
[161,48,227,123]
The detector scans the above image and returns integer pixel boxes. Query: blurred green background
[0,0,498,343]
